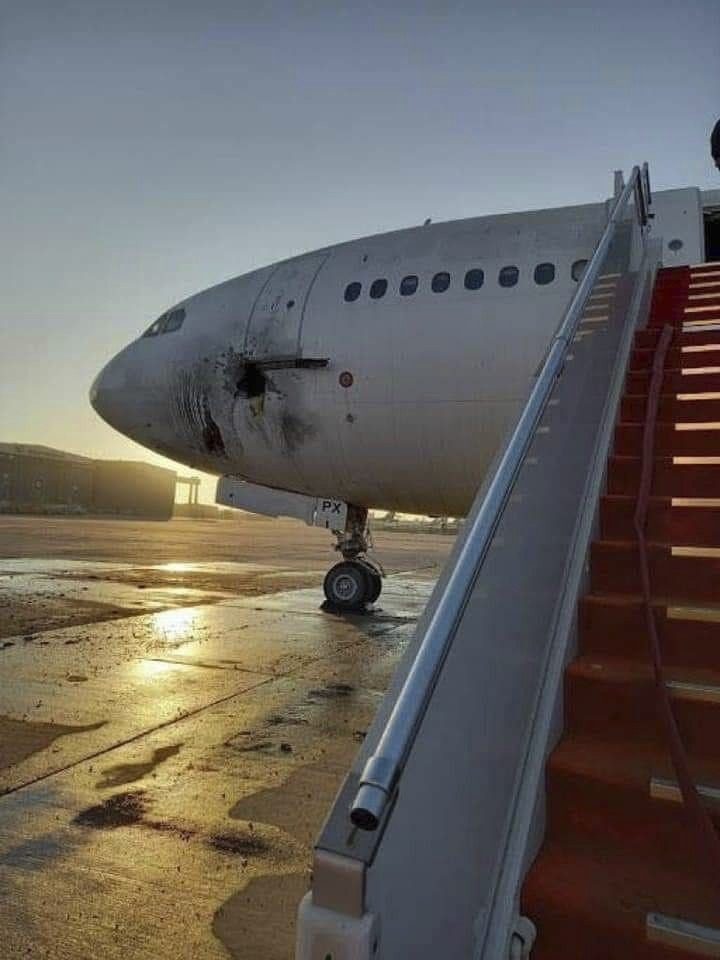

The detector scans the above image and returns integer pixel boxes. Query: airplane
[90,178,720,609]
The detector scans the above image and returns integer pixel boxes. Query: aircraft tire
[357,559,382,603]
[323,560,371,610]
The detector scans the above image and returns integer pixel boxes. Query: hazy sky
[1,0,719,501]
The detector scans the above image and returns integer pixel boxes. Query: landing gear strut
[323,506,383,611]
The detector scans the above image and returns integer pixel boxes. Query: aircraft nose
[90,351,133,433]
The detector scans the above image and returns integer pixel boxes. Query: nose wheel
[323,559,382,610]
[324,505,383,611]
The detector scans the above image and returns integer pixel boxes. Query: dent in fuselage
[170,366,224,456]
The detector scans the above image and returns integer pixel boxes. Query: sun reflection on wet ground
[0,542,446,959]
[149,605,205,644]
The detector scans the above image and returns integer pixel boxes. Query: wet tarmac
[0,517,448,959]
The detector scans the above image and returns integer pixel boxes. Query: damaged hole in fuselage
[236,363,267,400]
[201,395,226,456]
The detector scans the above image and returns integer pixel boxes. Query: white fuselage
[94,191,699,517]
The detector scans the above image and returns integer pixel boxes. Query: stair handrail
[350,165,652,831]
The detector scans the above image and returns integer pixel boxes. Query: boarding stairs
[523,262,720,958]
[296,169,720,959]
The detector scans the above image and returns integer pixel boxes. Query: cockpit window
[400,275,419,296]
[498,265,519,287]
[163,308,185,332]
[143,315,166,337]
[142,308,185,337]
[534,262,556,285]
[431,271,451,293]
[464,268,484,290]
[571,259,589,282]
[344,281,362,302]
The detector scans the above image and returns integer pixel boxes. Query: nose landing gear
[323,506,383,611]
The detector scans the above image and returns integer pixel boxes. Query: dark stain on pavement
[143,819,195,842]
[207,830,269,856]
[232,740,276,754]
[95,742,183,788]
[74,790,149,829]
[306,682,354,700]
[266,712,308,727]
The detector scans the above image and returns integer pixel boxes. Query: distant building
[0,444,94,512]
[0,443,176,519]
[92,459,176,519]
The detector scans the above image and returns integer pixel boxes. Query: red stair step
[621,393,720,423]
[653,281,690,294]
[647,320,720,331]
[607,455,720,498]
[690,265,720,276]
[564,656,720,757]
[590,540,720,602]
[631,346,720,371]
[599,495,720,546]
[615,422,720,457]
[546,736,720,859]
[523,838,720,960]
[651,290,691,301]
[636,327,720,349]
[649,292,720,308]
[627,368,720,394]
[650,291,691,303]
[649,308,702,324]
[614,422,720,457]
[580,592,720,672]
[651,275,690,283]
[648,301,694,315]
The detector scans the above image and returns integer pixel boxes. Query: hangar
[0,443,176,519]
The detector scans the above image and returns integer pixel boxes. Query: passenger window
[344,281,362,302]
[464,268,484,290]
[431,272,450,293]
[534,263,555,286]
[400,275,419,296]
[163,308,185,332]
[571,259,588,282]
[498,266,519,288]
[370,278,388,300]
[143,315,165,337]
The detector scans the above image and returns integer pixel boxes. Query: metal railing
[350,164,653,831]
